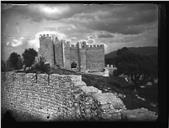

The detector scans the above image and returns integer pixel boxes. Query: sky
[1,4,158,61]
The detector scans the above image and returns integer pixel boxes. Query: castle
[38,34,105,72]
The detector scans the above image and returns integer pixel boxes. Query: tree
[116,47,129,56]
[7,52,23,70]
[32,57,50,73]
[22,48,38,70]
[112,47,157,86]
[16,55,23,69]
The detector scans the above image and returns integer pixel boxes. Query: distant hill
[105,46,158,59]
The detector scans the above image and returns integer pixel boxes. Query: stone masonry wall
[39,35,55,66]
[1,72,127,121]
[39,35,105,72]
[86,47,105,72]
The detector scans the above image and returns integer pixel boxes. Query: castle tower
[39,34,55,66]
[54,38,64,67]
[76,42,81,72]
[85,44,105,72]
[64,41,71,70]
[79,41,87,72]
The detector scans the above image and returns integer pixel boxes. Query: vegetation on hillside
[1,48,38,72]
[106,47,158,86]
[105,46,158,59]
[2,52,23,71]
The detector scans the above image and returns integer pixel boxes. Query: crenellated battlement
[39,34,51,38]
[86,44,104,48]
[105,64,117,70]
[39,34,53,41]
[39,35,104,49]
[69,43,104,49]
[39,34,59,41]
[106,64,114,68]
[64,41,70,47]
[39,34,105,72]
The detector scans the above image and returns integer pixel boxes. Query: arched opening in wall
[71,61,77,69]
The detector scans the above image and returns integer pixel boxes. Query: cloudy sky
[1,4,158,60]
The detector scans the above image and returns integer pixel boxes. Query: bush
[28,57,50,74]
[22,48,37,70]
[7,52,23,70]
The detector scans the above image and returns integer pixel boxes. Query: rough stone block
[14,73,26,87]
[58,75,71,82]
[25,73,36,85]
[59,81,73,88]
[37,74,49,85]
[73,81,87,87]
[100,104,110,110]
[121,108,158,121]
[31,83,40,92]
[14,73,26,79]
[92,93,126,110]
[49,74,60,88]
[81,86,102,95]
[5,71,15,85]
[78,94,100,120]
[101,111,121,120]
[69,75,82,83]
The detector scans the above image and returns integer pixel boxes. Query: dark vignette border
[1,1,168,128]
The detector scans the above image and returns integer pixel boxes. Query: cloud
[10,37,25,47]
[87,39,95,44]
[38,5,70,15]
[1,4,158,60]
[28,39,39,51]
[96,31,115,38]
[2,4,158,35]
[60,4,158,35]
[94,26,157,54]
[2,4,86,22]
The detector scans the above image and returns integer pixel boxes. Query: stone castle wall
[86,46,105,72]
[2,72,126,121]
[69,46,80,69]
[38,34,105,72]
[39,35,55,65]
[54,40,64,67]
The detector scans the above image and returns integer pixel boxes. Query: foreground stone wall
[1,72,157,121]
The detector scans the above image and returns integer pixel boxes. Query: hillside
[105,46,158,59]
[19,67,157,113]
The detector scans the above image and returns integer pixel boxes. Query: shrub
[29,57,50,74]
[7,52,23,70]
[22,48,37,70]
